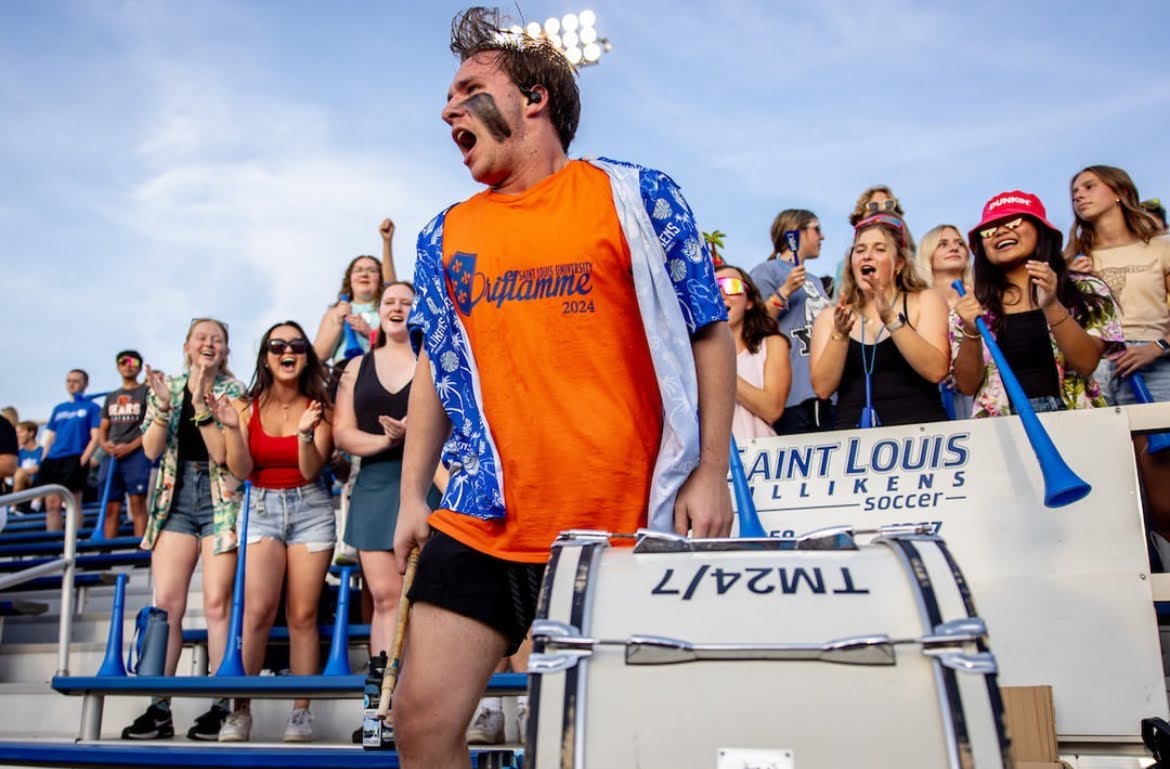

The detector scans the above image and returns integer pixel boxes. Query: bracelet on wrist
[961,327,981,340]
[298,429,315,444]
[830,331,847,342]
[191,411,215,428]
[1048,312,1072,330]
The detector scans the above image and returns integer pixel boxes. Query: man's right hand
[393,497,433,574]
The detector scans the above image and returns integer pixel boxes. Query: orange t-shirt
[428,160,664,563]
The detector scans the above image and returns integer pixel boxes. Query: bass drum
[526,526,1011,769]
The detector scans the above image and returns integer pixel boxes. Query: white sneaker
[282,707,313,742]
[218,710,252,742]
[466,705,505,745]
[517,699,529,745]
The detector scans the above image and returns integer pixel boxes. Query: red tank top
[248,402,305,489]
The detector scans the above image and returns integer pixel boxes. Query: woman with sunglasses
[810,214,951,428]
[122,318,243,742]
[1065,166,1170,546]
[848,185,917,253]
[952,191,1121,418]
[716,266,792,441]
[210,321,334,743]
[749,208,834,434]
[334,282,443,682]
[312,219,399,364]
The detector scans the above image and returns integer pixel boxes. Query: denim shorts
[1113,354,1170,406]
[161,462,215,539]
[1093,348,1170,406]
[98,448,152,499]
[242,482,336,552]
[1027,396,1066,414]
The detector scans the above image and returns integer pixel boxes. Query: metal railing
[0,484,80,676]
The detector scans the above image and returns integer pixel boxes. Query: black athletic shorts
[407,529,544,656]
[36,454,87,492]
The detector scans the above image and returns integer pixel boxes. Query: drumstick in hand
[376,546,420,719]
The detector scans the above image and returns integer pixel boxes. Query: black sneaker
[121,704,174,740]
[186,705,229,741]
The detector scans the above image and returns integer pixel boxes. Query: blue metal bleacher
[0,741,522,768]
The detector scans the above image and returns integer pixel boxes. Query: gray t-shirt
[749,259,832,407]
[102,384,149,444]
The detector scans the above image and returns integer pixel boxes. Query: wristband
[961,327,981,340]
[298,429,315,444]
[191,411,215,428]
[830,331,847,343]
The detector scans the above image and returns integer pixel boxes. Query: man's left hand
[673,463,733,538]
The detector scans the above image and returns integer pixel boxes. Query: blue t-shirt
[749,258,832,407]
[18,446,42,469]
[45,397,102,459]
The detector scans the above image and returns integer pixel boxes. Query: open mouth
[279,356,297,373]
[993,237,1019,251]
[199,349,217,362]
[386,312,406,324]
[860,265,876,276]
[453,128,478,158]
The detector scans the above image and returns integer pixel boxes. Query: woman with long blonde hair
[1065,165,1170,553]
[810,214,950,428]
[121,318,244,742]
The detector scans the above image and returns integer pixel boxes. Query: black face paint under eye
[463,92,512,141]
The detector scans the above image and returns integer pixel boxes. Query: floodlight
[561,13,579,32]
[580,26,597,45]
[544,17,560,35]
[565,46,583,65]
[526,21,542,37]
[583,42,601,62]
[562,30,579,48]
[578,9,596,27]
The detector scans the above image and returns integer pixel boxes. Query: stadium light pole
[509,9,613,68]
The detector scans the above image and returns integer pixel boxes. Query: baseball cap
[969,190,1061,244]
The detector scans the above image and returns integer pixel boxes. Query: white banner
[733,407,1166,739]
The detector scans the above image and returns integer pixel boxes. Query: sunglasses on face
[865,199,899,214]
[716,277,745,296]
[266,338,309,355]
[977,217,1025,240]
[117,356,140,367]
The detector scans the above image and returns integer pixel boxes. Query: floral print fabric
[948,273,1123,418]
[139,372,245,554]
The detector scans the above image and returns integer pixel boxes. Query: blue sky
[2,0,1167,420]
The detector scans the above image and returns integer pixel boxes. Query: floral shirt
[139,372,245,554]
[948,274,1124,418]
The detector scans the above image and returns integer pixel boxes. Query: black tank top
[176,387,210,464]
[997,310,1060,399]
[835,297,948,428]
[353,352,412,464]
